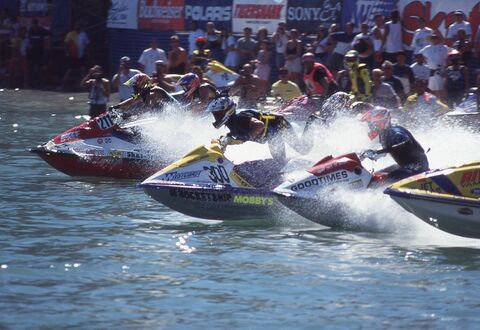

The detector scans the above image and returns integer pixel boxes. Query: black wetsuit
[378,125,429,180]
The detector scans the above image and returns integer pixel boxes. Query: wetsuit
[378,125,429,181]
[225,109,309,161]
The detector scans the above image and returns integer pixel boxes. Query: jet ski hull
[384,162,480,238]
[140,181,280,220]
[31,145,164,179]
[385,188,480,238]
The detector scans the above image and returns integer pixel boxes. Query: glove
[360,149,379,161]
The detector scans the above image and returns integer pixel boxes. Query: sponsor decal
[457,207,474,216]
[233,195,273,205]
[348,179,364,189]
[291,171,348,191]
[163,170,202,181]
[108,150,123,158]
[471,188,480,195]
[460,170,480,188]
[60,130,80,142]
[125,151,154,160]
[417,181,442,194]
[169,188,232,202]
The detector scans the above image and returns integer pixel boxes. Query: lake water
[2,89,480,329]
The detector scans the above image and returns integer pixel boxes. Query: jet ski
[30,111,168,179]
[442,88,480,130]
[273,153,387,228]
[384,162,480,239]
[139,140,288,221]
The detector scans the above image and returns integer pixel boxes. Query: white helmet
[205,96,236,128]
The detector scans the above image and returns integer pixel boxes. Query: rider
[111,73,177,114]
[360,107,429,181]
[205,96,311,162]
[190,36,211,70]
[177,72,219,113]
[344,49,372,102]
[302,52,338,98]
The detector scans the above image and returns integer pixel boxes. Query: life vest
[226,110,290,142]
[348,63,371,100]
[304,63,333,95]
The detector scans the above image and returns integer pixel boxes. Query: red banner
[137,0,185,30]
[400,0,480,45]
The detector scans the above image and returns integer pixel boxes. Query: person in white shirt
[111,56,141,102]
[383,10,403,62]
[447,10,472,45]
[420,32,448,99]
[188,21,205,56]
[410,53,431,81]
[272,22,289,68]
[138,38,167,76]
[411,17,432,54]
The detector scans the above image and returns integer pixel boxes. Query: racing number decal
[96,114,115,130]
[203,165,230,184]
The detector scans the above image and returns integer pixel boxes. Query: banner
[18,0,51,27]
[341,0,396,29]
[286,0,341,34]
[232,0,286,34]
[399,0,480,45]
[138,0,185,30]
[185,0,232,30]
[107,0,138,29]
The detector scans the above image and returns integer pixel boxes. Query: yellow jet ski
[384,162,480,238]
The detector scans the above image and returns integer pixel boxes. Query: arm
[111,72,120,89]
[102,79,111,98]
[248,117,266,140]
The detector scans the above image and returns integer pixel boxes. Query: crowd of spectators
[2,7,480,114]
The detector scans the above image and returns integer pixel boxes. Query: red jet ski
[30,112,168,179]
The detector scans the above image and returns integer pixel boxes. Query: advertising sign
[232,0,286,34]
[341,0,396,29]
[138,0,185,31]
[286,0,341,34]
[184,0,232,30]
[107,0,138,29]
[18,0,51,27]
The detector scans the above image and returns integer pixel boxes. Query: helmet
[205,96,236,128]
[351,101,374,114]
[124,73,151,94]
[344,50,359,68]
[177,73,200,97]
[195,36,206,45]
[360,107,391,139]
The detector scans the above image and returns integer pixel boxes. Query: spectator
[372,14,386,67]
[382,60,406,102]
[236,27,257,67]
[272,22,289,68]
[188,21,204,56]
[61,22,89,89]
[221,29,239,71]
[152,60,176,93]
[344,50,371,101]
[302,52,337,97]
[420,31,448,100]
[28,18,51,87]
[371,68,401,109]
[328,22,356,76]
[231,63,262,108]
[167,34,188,74]
[8,26,29,88]
[270,67,302,102]
[111,56,141,102]
[138,38,167,76]
[81,65,110,118]
[191,36,211,70]
[253,40,272,96]
[0,9,10,71]
[205,21,222,61]
[312,24,329,64]
[453,28,477,87]
[352,22,374,68]
[445,50,469,108]
[410,53,430,81]
[383,10,404,62]
[256,26,269,53]
[410,17,433,55]
[404,79,448,121]
[284,29,303,86]
[446,10,472,45]
[393,51,415,94]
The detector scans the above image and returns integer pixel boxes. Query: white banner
[107,0,139,29]
[232,0,286,34]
